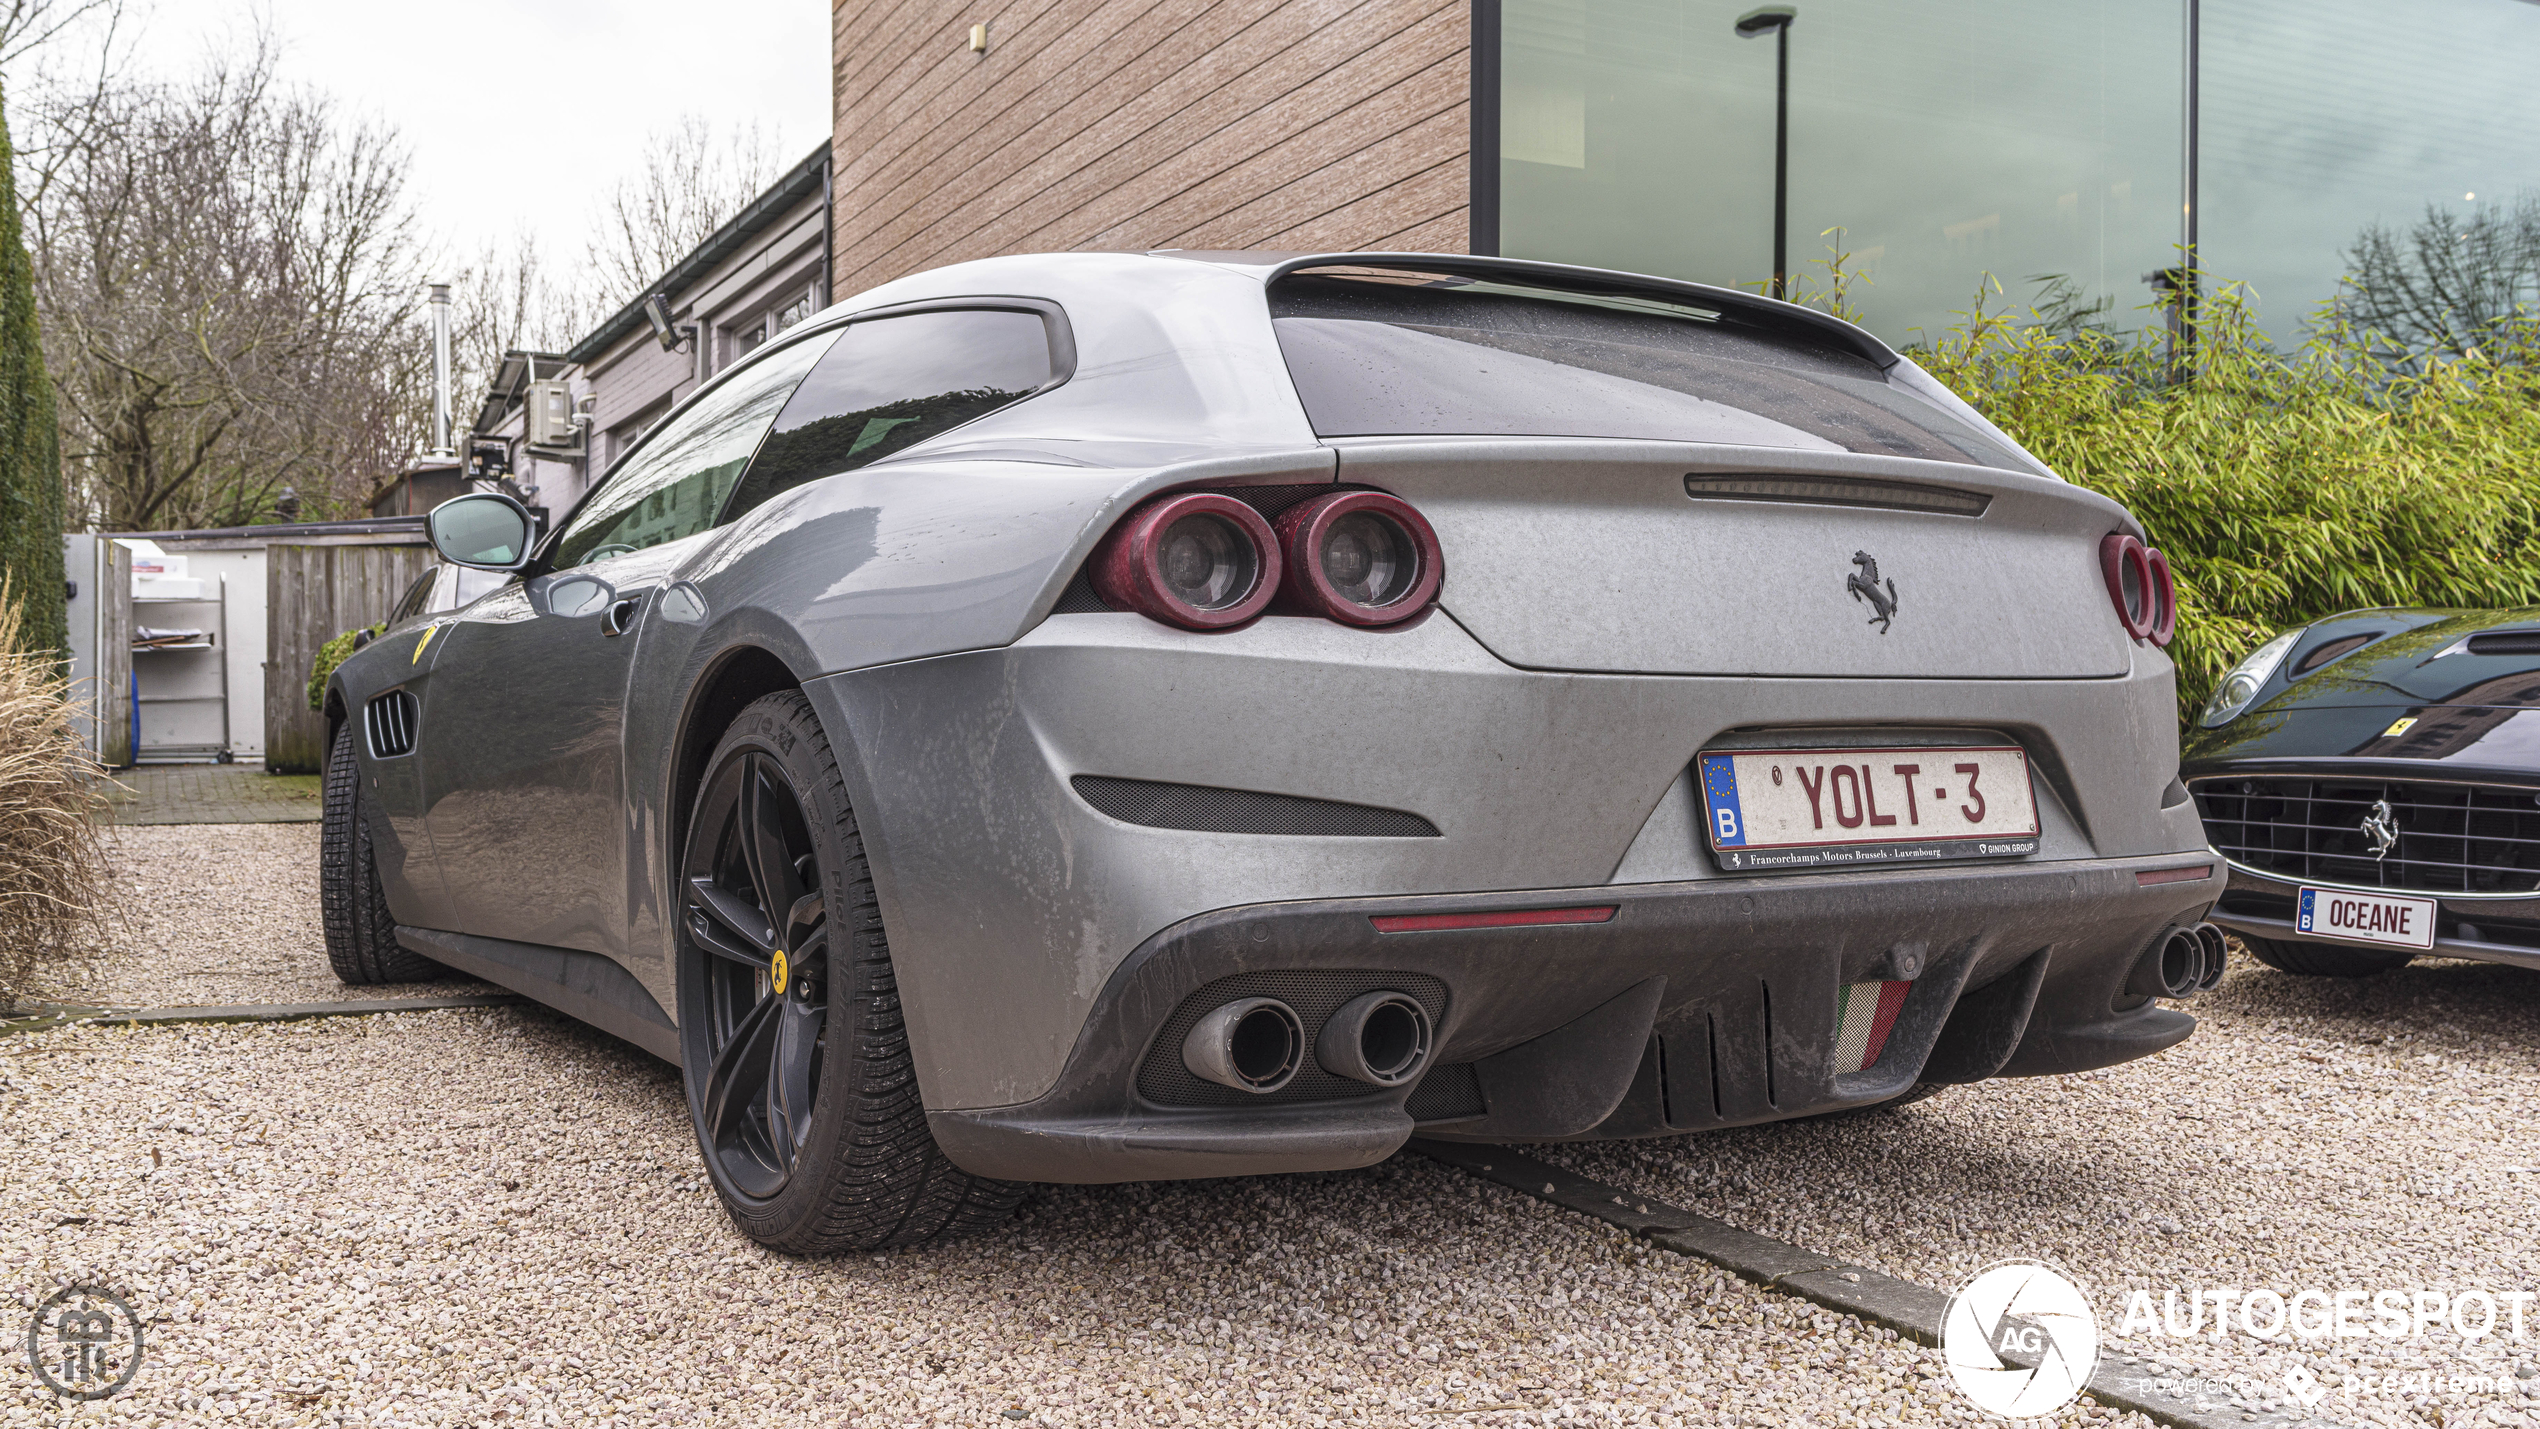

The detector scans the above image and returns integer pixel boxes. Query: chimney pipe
[429,282,454,458]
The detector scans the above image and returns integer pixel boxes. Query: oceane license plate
[2295,886,2436,951]
[1698,746,2040,872]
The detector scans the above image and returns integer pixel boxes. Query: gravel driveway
[26,825,489,1009]
[2,1006,2149,1428]
[11,821,2537,1427]
[1534,951,2540,1427]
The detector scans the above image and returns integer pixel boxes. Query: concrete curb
[1408,1138,2321,1429]
[0,994,526,1037]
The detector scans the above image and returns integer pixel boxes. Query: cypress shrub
[0,83,64,661]
[1918,286,2540,722]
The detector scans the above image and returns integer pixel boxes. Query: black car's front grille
[2194,777,2540,894]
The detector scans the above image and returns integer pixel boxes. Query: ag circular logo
[24,1284,144,1400]
[1941,1261,2097,1418]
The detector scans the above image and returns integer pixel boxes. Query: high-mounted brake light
[1091,492,1280,630]
[1274,490,1444,626]
[2099,532,2176,646]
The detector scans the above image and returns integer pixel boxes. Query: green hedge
[1917,288,2540,721]
[307,626,381,713]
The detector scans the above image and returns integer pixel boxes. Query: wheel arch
[667,643,807,862]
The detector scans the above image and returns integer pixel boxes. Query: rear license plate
[2296,886,2437,950]
[1697,746,2040,872]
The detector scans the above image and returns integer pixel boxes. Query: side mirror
[428,492,534,571]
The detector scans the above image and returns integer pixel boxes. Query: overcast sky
[24,0,833,273]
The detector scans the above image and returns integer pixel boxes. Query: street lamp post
[1735,6,1797,302]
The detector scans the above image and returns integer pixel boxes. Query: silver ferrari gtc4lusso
[321,252,2222,1252]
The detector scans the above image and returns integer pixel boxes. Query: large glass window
[721,307,1059,520]
[554,330,840,568]
[1270,268,2024,467]
[1498,0,2185,344]
[2202,0,2540,347]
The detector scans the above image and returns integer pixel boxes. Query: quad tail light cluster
[1091,489,1444,632]
[2099,531,2177,646]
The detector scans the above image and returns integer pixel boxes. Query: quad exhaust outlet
[1315,990,1433,1087]
[1182,997,1305,1093]
[2126,922,2228,1001]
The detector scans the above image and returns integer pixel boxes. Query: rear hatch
[1268,260,2139,679]
[1344,444,2136,678]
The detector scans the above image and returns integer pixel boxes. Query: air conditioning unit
[526,380,580,450]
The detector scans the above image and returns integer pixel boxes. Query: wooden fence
[264,543,434,773]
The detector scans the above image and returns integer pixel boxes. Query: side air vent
[1072,775,1440,837]
[366,689,419,758]
[2466,631,2540,657]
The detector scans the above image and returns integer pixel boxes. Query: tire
[676,691,1023,1254]
[2239,932,2413,978]
[319,719,445,984]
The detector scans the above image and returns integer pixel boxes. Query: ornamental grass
[0,577,109,1012]
[1916,284,2540,722]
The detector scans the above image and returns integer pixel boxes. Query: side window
[437,566,508,612]
[389,567,436,625]
[720,307,1059,522]
[554,329,842,568]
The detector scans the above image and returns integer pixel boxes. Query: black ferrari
[2186,606,2540,976]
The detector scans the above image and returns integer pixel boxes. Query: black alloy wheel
[674,692,1023,1253]
[683,747,832,1201]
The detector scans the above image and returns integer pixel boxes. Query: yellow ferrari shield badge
[770,947,789,995]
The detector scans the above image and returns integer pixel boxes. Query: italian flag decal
[1834,980,1912,1074]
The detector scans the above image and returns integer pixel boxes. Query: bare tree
[17,35,434,529]
[444,230,588,423]
[584,116,783,315]
[2337,193,2540,367]
[0,0,119,69]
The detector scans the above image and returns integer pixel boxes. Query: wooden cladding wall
[264,544,435,774]
[830,0,1471,292]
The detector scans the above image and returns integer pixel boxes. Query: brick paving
[94,764,324,824]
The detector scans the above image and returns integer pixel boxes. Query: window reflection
[554,329,841,568]
[1499,0,2184,343]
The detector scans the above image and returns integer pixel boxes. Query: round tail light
[2099,532,2159,641]
[1273,491,1444,626]
[2144,546,2178,647]
[1090,492,1280,629]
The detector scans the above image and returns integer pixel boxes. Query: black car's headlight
[2199,629,2304,727]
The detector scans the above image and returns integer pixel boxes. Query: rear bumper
[928,851,2217,1183]
[2208,863,2540,972]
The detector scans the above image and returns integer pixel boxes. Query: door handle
[601,595,644,637]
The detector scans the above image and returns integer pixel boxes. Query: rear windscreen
[1268,270,2024,469]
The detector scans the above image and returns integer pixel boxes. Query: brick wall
[831,0,1472,294]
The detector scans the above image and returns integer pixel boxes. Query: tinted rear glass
[1268,270,2021,468]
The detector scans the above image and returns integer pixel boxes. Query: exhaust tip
[2193,923,2228,991]
[2126,926,2207,1001]
[1316,990,1433,1087]
[1182,997,1304,1093]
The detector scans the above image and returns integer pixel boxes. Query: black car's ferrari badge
[1847,551,1898,634]
[2361,799,2399,860]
